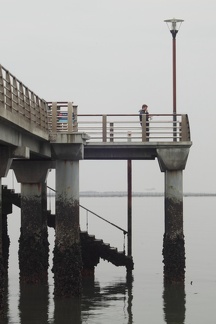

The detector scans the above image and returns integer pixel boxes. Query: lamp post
[164,18,184,141]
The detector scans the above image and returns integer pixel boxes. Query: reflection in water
[4,272,133,323]
[126,271,133,324]
[81,273,134,324]
[1,277,9,324]
[54,297,81,324]
[19,283,49,323]
[163,282,186,324]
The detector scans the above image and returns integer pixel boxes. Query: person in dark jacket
[139,104,150,140]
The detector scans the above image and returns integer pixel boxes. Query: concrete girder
[157,147,190,172]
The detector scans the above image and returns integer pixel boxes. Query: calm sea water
[3,196,216,323]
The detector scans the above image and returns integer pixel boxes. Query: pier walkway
[0,65,191,161]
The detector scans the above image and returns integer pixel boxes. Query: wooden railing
[0,68,190,143]
[47,102,78,133]
[47,102,191,142]
[77,114,191,142]
[0,65,48,131]
[48,103,190,142]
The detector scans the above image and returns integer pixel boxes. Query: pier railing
[0,65,191,143]
[47,102,191,142]
[77,113,190,142]
[0,65,48,131]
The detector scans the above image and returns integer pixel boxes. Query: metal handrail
[47,185,127,235]
[79,203,127,235]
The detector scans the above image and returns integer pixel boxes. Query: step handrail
[47,185,128,235]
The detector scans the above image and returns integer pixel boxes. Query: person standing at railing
[139,104,150,140]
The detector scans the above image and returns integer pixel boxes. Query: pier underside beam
[13,161,50,284]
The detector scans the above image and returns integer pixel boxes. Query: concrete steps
[80,231,134,270]
[2,186,134,270]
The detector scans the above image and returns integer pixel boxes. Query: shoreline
[47,191,216,198]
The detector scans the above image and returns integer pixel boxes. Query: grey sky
[1,0,216,193]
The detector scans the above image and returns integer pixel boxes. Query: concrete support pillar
[53,160,82,297]
[157,148,190,283]
[50,133,88,297]
[0,147,13,313]
[0,182,4,314]
[163,170,185,282]
[13,161,50,284]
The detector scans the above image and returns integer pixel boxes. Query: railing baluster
[102,115,107,142]
[141,114,147,142]
[5,71,12,111]
[51,102,57,132]
[18,83,25,115]
[0,66,4,106]
[30,91,36,123]
[24,87,30,120]
[12,78,19,112]
[110,122,114,142]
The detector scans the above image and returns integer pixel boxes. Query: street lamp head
[164,18,184,38]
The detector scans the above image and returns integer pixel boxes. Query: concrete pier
[157,147,189,283]
[0,182,4,313]
[51,133,88,297]
[0,147,13,312]
[13,161,50,284]
[53,160,82,297]
[163,170,185,282]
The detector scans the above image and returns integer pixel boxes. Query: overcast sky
[1,0,216,193]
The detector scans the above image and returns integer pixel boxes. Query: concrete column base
[0,181,5,314]
[18,186,49,284]
[18,183,49,284]
[53,160,82,297]
[0,257,4,315]
[13,162,50,284]
[162,170,185,283]
[19,228,49,284]
[163,233,185,283]
[52,243,82,297]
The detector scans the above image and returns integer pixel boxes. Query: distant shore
[47,191,216,197]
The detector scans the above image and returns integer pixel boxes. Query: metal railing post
[141,114,147,142]
[110,122,114,142]
[102,115,107,142]
[127,131,132,257]
[173,114,177,142]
